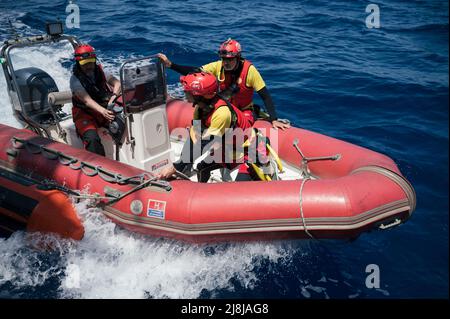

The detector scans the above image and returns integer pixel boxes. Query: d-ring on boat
[0,22,416,242]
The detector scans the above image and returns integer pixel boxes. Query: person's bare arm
[74,90,115,122]
[107,76,121,105]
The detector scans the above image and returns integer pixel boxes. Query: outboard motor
[14,67,60,126]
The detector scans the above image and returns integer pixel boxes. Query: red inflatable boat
[0,99,416,242]
[0,30,416,243]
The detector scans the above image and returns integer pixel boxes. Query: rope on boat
[97,177,159,208]
[38,179,112,200]
[38,178,158,208]
[10,136,172,206]
[299,177,315,239]
[293,138,339,239]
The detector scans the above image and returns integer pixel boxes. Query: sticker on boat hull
[130,200,143,215]
[151,159,169,171]
[147,199,166,219]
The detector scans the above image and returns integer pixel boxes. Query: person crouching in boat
[70,44,122,156]
[157,38,291,131]
[158,71,262,182]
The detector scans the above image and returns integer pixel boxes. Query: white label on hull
[151,159,169,171]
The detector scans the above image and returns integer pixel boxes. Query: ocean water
[0,0,448,299]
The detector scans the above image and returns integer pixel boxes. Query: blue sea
[0,0,448,299]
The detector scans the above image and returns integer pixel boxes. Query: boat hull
[0,100,415,242]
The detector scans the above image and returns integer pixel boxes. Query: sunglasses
[75,52,96,59]
[221,57,237,62]
[218,50,239,58]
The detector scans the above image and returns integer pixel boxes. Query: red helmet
[218,39,242,58]
[74,44,96,64]
[180,72,218,96]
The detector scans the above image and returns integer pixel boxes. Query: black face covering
[192,96,215,119]
[193,95,210,105]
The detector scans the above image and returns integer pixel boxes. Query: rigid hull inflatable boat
[0,23,416,242]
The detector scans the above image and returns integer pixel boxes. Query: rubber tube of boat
[27,189,84,240]
[0,175,84,240]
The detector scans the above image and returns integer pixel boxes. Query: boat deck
[170,136,303,183]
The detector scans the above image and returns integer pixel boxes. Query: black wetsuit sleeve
[257,87,278,121]
[170,63,201,76]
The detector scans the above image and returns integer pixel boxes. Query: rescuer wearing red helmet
[157,39,290,130]
[158,72,261,182]
[70,44,121,156]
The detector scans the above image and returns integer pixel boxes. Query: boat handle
[379,218,401,230]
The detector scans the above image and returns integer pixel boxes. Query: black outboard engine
[14,67,60,125]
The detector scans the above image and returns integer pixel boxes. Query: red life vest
[197,97,252,131]
[219,60,254,110]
